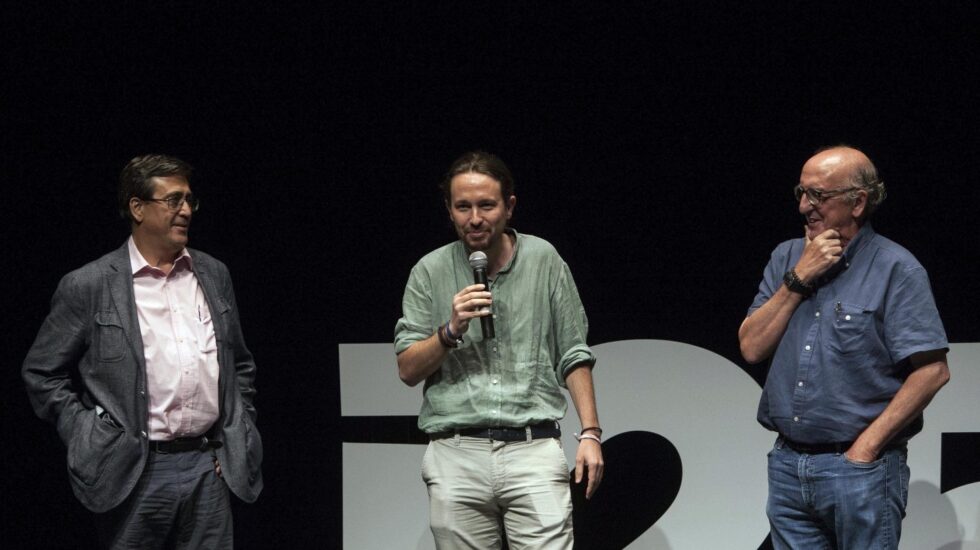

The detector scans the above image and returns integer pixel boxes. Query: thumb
[803,226,811,246]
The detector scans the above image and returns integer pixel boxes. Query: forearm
[397,331,449,387]
[851,354,950,458]
[230,322,257,393]
[738,285,804,364]
[235,351,258,416]
[565,364,604,498]
[23,334,87,424]
[742,231,848,363]
[23,336,88,444]
[23,277,89,423]
[565,364,599,428]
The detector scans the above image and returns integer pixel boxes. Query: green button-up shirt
[395,230,596,433]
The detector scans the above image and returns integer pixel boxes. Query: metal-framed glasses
[793,185,859,207]
[142,193,200,212]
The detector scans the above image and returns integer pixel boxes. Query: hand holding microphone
[468,251,495,339]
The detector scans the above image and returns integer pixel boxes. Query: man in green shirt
[395,151,603,549]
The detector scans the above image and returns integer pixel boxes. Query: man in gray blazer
[23,154,263,549]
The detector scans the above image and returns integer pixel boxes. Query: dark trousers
[96,449,232,550]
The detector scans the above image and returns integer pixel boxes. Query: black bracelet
[783,269,814,297]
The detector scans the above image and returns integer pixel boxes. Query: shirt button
[804,345,811,351]
[798,381,804,387]
[492,347,497,353]
[491,410,498,415]
[140,431,148,438]
[492,378,498,384]
[815,312,820,317]
[793,416,800,422]
[844,314,851,321]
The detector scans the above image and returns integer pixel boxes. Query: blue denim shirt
[748,224,948,444]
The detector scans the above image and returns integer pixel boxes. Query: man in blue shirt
[739,146,950,549]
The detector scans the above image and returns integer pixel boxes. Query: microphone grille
[468,251,488,269]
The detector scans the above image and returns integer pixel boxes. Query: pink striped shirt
[129,237,220,441]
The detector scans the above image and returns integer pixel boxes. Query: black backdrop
[3,3,979,549]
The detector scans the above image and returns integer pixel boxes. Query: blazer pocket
[242,411,264,480]
[94,310,126,363]
[68,409,126,486]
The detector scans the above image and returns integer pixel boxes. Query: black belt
[781,436,906,455]
[150,436,223,454]
[431,420,561,442]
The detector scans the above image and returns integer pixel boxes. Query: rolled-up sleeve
[394,265,435,354]
[552,262,596,386]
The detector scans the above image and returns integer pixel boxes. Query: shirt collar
[458,228,520,276]
[497,228,519,275]
[843,223,875,266]
[128,236,192,276]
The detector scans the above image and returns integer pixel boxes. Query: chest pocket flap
[94,310,127,362]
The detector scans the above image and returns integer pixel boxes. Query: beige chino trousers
[422,435,573,550]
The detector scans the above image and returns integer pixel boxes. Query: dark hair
[118,154,193,220]
[439,151,515,203]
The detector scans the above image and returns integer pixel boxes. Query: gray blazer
[23,242,263,513]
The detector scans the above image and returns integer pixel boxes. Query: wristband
[575,433,602,444]
[441,323,463,348]
[437,324,455,348]
[783,269,814,297]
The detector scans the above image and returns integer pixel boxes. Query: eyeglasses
[794,185,860,207]
[142,193,200,212]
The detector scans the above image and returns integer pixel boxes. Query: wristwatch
[783,269,814,297]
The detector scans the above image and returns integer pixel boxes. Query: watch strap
[783,269,814,297]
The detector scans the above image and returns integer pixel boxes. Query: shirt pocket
[195,302,218,354]
[825,303,884,362]
[94,310,126,362]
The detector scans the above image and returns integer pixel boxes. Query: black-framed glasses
[142,193,200,212]
[793,185,859,207]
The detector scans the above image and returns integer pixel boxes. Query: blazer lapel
[106,242,146,373]
[190,252,227,340]
[190,252,230,398]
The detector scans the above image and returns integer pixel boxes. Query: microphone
[468,251,495,339]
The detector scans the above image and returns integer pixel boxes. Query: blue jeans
[767,437,910,550]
